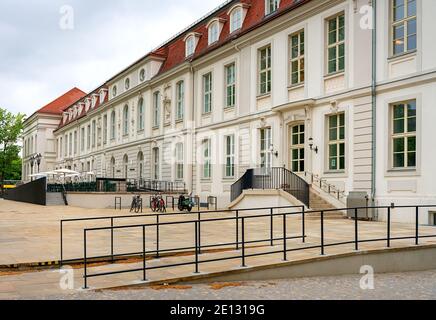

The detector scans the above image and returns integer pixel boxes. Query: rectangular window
[224,135,235,178]
[392,100,416,168]
[176,81,184,121]
[87,125,91,149]
[260,128,272,170]
[327,14,345,74]
[152,147,160,180]
[202,139,211,179]
[92,120,96,147]
[74,131,77,155]
[64,135,67,157]
[265,0,279,15]
[175,143,184,180]
[110,111,116,140]
[138,99,144,131]
[328,113,346,171]
[225,63,236,108]
[103,115,107,144]
[81,127,85,151]
[60,137,63,157]
[68,133,72,156]
[203,73,212,114]
[290,30,305,85]
[392,0,417,55]
[153,92,160,127]
[258,46,272,95]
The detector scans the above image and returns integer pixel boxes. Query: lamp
[269,145,279,158]
[308,138,318,154]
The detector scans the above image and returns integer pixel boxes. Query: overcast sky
[0,0,225,116]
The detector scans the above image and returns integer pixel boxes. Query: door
[290,123,305,173]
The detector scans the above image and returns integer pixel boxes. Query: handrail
[231,167,310,207]
[80,204,436,289]
[61,184,68,206]
[304,171,346,203]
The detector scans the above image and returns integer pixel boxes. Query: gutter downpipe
[371,0,377,215]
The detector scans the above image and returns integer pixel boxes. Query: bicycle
[130,194,142,213]
[150,193,166,212]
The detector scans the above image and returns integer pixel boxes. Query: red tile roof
[35,87,86,115]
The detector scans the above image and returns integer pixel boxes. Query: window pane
[393,119,404,134]
[329,144,337,157]
[394,0,405,21]
[408,0,416,17]
[393,153,405,167]
[407,117,416,132]
[393,138,405,153]
[407,136,416,152]
[407,152,416,167]
[393,104,405,119]
[407,34,417,51]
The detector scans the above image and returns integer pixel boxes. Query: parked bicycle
[150,194,166,212]
[130,194,142,213]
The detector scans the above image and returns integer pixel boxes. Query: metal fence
[78,204,436,289]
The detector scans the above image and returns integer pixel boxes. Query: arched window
[125,78,130,90]
[110,110,116,140]
[208,22,219,45]
[185,36,195,57]
[123,154,129,179]
[230,7,243,33]
[123,105,129,136]
[137,98,144,131]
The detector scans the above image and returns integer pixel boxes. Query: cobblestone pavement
[36,270,436,300]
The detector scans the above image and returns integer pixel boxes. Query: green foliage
[0,108,25,186]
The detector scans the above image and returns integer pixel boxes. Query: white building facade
[26,0,436,224]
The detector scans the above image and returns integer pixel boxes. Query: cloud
[0,0,224,115]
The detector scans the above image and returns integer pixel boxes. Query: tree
[0,108,25,196]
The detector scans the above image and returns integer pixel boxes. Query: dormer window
[99,89,107,103]
[208,22,219,45]
[228,3,249,34]
[185,35,195,57]
[265,0,279,16]
[184,32,201,57]
[230,8,242,33]
[206,18,225,46]
[125,78,130,90]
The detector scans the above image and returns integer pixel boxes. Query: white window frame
[152,147,160,180]
[265,0,279,16]
[92,120,96,148]
[290,123,305,173]
[175,143,184,180]
[123,105,129,136]
[258,46,272,95]
[289,30,305,86]
[110,111,116,140]
[137,98,144,131]
[80,128,85,151]
[86,125,91,150]
[391,0,417,56]
[208,22,219,45]
[103,115,108,145]
[326,13,345,75]
[185,36,195,57]
[327,113,346,171]
[202,139,212,179]
[225,63,236,108]
[230,8,243,33]
[176,81,184,121]
[224,135,235,178]
[391,100,417,169]
[260,128,272,170]
[203,73,212,114]
[153,91,160,128]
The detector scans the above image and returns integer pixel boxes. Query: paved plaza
[1,199,436,299]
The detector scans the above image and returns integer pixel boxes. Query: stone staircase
[306,188,346,220]
[46,192,66,206]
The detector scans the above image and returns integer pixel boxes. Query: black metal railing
[231,167,310,207]
[78,204,436,289]
[128,179,186,193]
[59,204,305,265]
